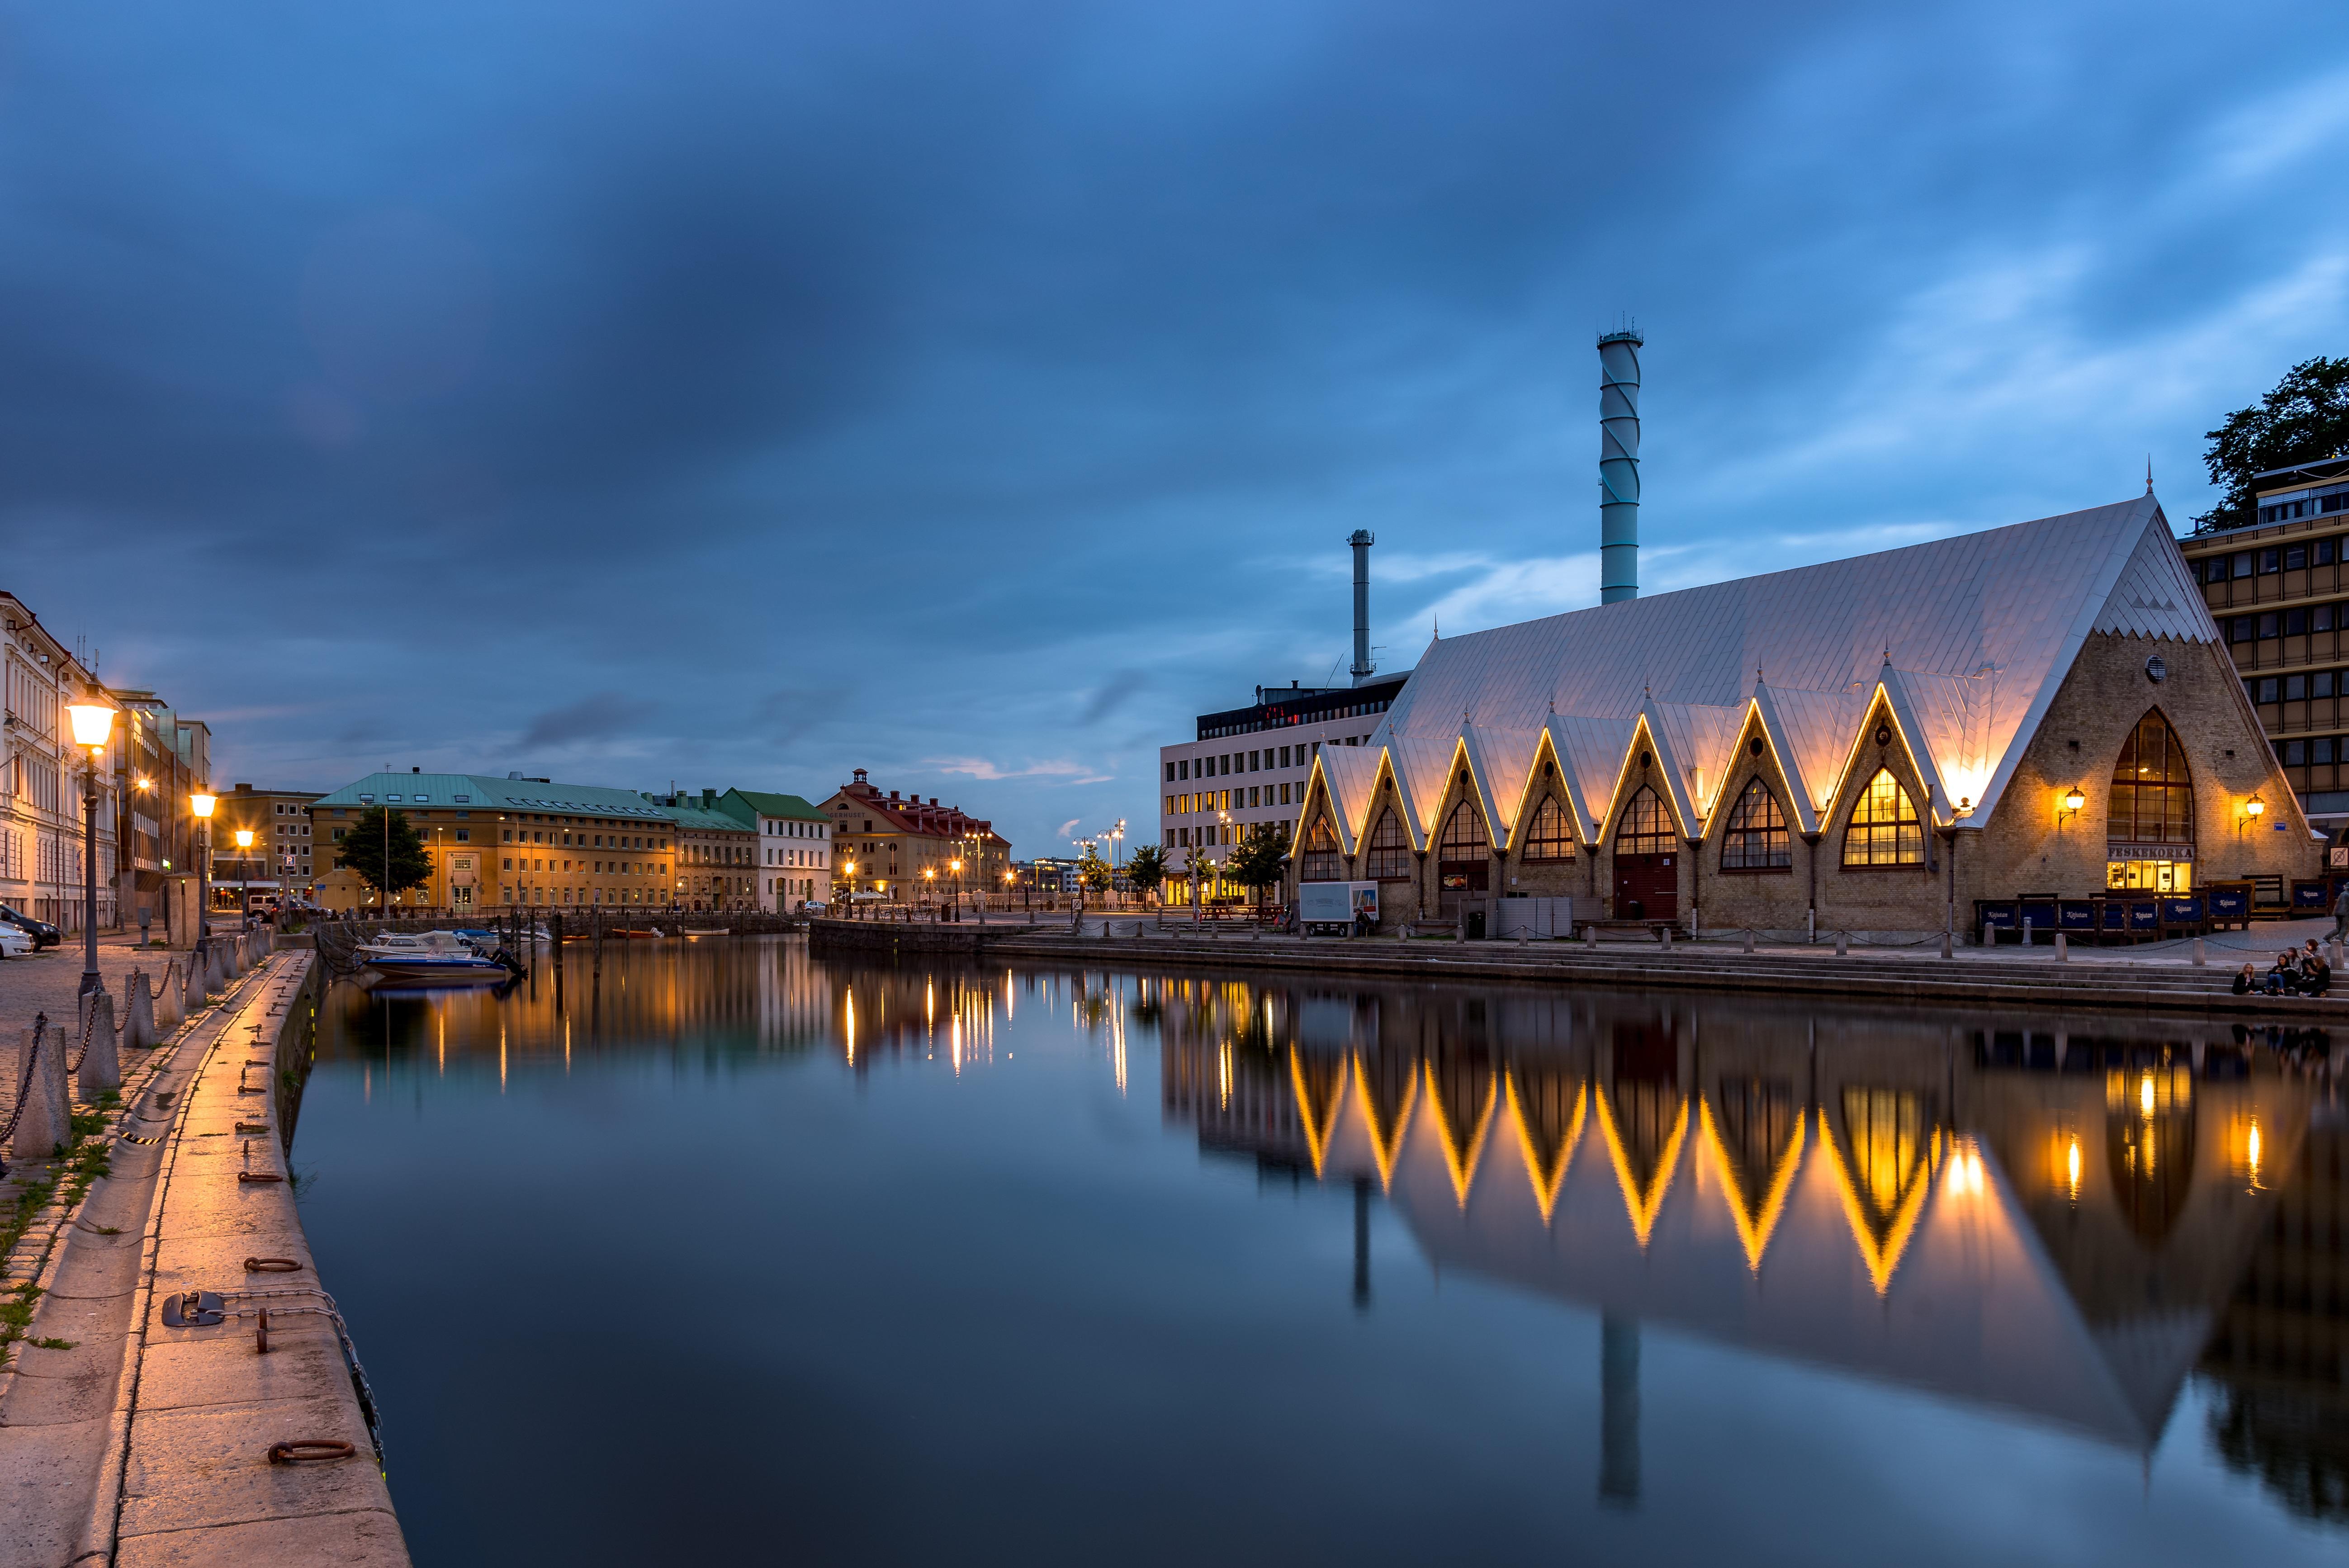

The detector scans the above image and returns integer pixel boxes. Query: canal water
[296,936,2343,1566]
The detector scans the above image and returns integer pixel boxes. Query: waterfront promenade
[0,947,404,1568]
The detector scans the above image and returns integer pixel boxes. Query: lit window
[1521,796,1576,862]
[1842,770,1923,867]
[1720,780,1791,870]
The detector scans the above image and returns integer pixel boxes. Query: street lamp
[233,828,255,924]
[189,791,215,957]
[65,698,117,998]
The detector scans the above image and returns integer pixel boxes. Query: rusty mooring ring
[236,1171,284,1184]
[266,1440,354,1465]
[244,1257,303,1273]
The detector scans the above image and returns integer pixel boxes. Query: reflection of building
[1293,497,2316,933]
[821,769,1009,900]
[2197,1102,2349,1525]
[1157,981,2326,1464]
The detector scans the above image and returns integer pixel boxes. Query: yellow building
[821,769,1009,899]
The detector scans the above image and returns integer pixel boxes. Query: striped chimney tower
[1598,327,1643,604]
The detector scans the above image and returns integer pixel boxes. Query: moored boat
[356,930,521,984]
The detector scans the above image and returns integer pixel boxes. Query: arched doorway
[2107,710,2196,891]
[1436,799,1490,922]
[1613,787,1678,919]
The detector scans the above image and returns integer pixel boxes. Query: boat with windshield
[355,930,521,983]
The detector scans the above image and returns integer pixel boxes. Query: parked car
[0,925,33,958]
[0,904,60,949]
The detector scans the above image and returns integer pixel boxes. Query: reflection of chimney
[1598,328,1643,605]
[1352,1176,1372,1312]
[1599,1315,1640,1507]
[1349,530,1376,685]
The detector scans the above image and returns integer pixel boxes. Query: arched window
[1364,808,1412,880]
[2110,711,2194,844]
[1616,788,1675,854]
[1720,779,1791,870]
[1843,769,1923,866]
[1299,814,1343,882]
[1522,796,1576,862]
[1438,798,1489,858]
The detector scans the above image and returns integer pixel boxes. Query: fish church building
[1289,492,2321,939]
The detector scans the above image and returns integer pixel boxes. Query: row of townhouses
[2,591,215,942]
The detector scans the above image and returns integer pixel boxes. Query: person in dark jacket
[2235,962,2260,995]
[2301,943,2332,997]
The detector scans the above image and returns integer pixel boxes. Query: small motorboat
[607,926,666,939]
[355,930,521,984]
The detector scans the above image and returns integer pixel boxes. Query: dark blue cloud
[5,0,2346,852]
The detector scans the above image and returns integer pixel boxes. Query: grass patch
[30,1337,73,1350]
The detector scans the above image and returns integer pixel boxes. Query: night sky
[8,2,2345,854]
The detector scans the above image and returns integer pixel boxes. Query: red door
[1614,853,1677,921]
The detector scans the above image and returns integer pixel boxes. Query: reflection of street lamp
[190,791,215,956]
[233,828,255,924]
[66,699,118,998]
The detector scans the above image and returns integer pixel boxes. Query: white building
[1157,674,1408,900]
[1,592,124,932]
[715,788,832,912]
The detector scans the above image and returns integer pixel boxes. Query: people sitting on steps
[2302,939,2333,997]
[2235,962,2260,996]
[2264,951,2302,995]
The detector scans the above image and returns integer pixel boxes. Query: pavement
[0,935,204,1043]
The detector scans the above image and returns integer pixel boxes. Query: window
[2262,549,2280,573]
[1520,796,1576,862]
[2259,677,2279,704]
[2321,672,2339,699]
[1279,746,1291,767]
[2288,675,2308,701]
[2259,612,2279,638]
[2288,608,2309,636]
[2230,617,2252,643]
[1300,815,1343,881]
[1249,751,1260,771]
[2320,606,2338,633]
[1177,760,1189,781]
[1720,780,1792,870]
[1164,796,1175,815]
[1279,782,1290,805]
[1364,809,1412,880]
[1616,788,1675,855]
[1165,763,1176,782]
[1248,786,1260,807]
[2319,738,2338,766]
[2109,711,2194,844]
[1842,770,1923,867]
[2233,552,2252,579]
[2284,740,2307,766]
[1438,797,1489,860]
[2287,545,2308,570]
[455,830,469,843]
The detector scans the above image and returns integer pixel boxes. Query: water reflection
[1149,980,2341,1519]
[311,944,2347,1549]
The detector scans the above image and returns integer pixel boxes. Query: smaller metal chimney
[1598,328,1643,604]
[1349,529,1376,685]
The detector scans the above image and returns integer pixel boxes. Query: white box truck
[1298,881,1379,936]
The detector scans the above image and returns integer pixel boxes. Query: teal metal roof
[714,788,828,827]
[662,800,754,833]
[310,771,677,820]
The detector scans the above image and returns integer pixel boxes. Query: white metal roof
[1311,495,2228,844]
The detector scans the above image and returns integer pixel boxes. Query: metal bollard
[2193,936,2208,967]
[2055,931,2068,962]
[1835,930,1847,957]
[1743,927,1755,954]
[1660,926,1672,952]
[2021,917,2032,947]
[1940,929,1953,959]
[1982,920,1994,949]
[1585,924,1597,949]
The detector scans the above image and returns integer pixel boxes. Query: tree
[1182,842,1219,913]
[336,806,434,904]
[1224,822,1291,910]
[2197,356,2349,532]
[1123,843,1168,905]
[1077,847,1114,898]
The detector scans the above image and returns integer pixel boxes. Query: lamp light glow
[66,701,117,749]
[190,793,216,819]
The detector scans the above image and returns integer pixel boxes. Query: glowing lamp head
[234,829,254,849]
[66,700,117,749]
[2246,794,2266,818]
[2063,787,2085,813]
[190,793,216,820]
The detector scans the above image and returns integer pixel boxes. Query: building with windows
[821,769,1009,900]
[0,593,156,934]
[311,770,677,912]
[1289,495,2317,936]
[2177,454,2349,830]
[648,791,760,912]
[210,783,323,912]
[1158,676,1407,902]
[109,688,210,939]
[712,788,831,911]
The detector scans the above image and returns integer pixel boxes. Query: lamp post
[190,791,215,957]
[65,698,118,999]
[234,829,254,925]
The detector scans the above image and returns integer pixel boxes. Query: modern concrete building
[109,687,210,939]
[210,782,323,913]
[1290,496,2319,936]
[712,788,832,912]
[820,769,1009,901]
[2177,454,2349,831]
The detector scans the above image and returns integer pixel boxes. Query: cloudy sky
[8,1,2347,853]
